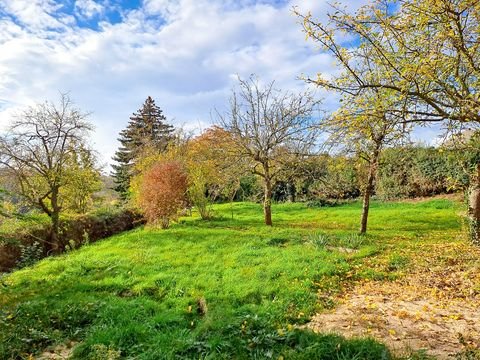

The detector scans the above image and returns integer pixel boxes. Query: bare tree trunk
[264,178,273,226]
[161,217,170,229]
[50,187,61,253]
[287,182,296,203]
[360,149,379,234]
[468,163,480,245]
[360,176,373,234]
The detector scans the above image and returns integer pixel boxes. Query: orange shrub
[138,161,188,228]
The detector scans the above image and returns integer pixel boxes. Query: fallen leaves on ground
[307,238,480,359]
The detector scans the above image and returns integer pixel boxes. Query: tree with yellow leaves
[327,88,411,233]
[185,126,243,219]
[296,0,480,242]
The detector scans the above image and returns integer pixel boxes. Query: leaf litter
[306,239,480,358]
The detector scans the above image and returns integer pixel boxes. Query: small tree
[327,89,411,233]
[131,127,242,221]
[186,126,242,219]
[112,96,174,199]
[219,76,319,226]
[61,143,102,213]
[138,161,187,228]
[0,94,95,252]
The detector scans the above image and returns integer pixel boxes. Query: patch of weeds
[306,232,332,248]
[387,254,410,271]
[16,241,43,269]
[338,233,369,249]
[267,237,288,247]
[454,334,480,360]
[236,314,289,358]
[307,232,369,250]
[455,348,480,360]
[397,349,435,359]
[84,344,121,360]
[176,334,233,359]
[283,330,392,360]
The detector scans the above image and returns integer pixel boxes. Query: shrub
[306,198,341,208]
[306,232,369,250]
[138,161,188,228]
[16,241,43,268]
[0,208,144,272]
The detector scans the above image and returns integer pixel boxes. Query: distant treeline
[234,145,475,203]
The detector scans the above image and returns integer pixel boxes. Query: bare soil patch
[36,342,76,360]
[307,241,480,358]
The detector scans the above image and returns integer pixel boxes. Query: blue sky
[0,0,441,168]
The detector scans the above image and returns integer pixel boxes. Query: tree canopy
[0,94,97,251]
[219,76,320,226]
[112,96,174,199]
[295,0,480,242]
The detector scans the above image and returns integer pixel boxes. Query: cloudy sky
[0,0,440,168]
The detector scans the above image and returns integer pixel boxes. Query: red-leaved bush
[139,161,188,228]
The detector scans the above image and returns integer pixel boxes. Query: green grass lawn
[0,199,464,359]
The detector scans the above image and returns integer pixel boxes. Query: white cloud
[0,0,391,169]
[74,0,104,19]
[143,0,181,21]
[0,0,75,33]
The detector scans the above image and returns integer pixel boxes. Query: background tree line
[1,85,479,272]
[2,0,480,271]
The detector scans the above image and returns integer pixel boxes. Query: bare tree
[0,94,94,252]
[219,76,320,226]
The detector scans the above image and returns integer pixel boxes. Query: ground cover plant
[0,198,476,359]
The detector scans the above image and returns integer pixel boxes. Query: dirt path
[306,241,480,358]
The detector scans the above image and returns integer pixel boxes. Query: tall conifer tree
[112,96,174,198]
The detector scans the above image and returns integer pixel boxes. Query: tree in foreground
[112,96,174,199]
[138,160,188,228]
[295,0,480,242]
[219,76,319,226]
[0,95,96,252]
[327,89,411,234]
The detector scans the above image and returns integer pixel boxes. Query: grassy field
[0,199,466,359]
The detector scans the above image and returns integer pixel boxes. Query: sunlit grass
[0,199,463,359]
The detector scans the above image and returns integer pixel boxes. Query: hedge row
[0,209,144,272]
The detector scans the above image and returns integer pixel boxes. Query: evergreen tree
[112,96,174,199]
